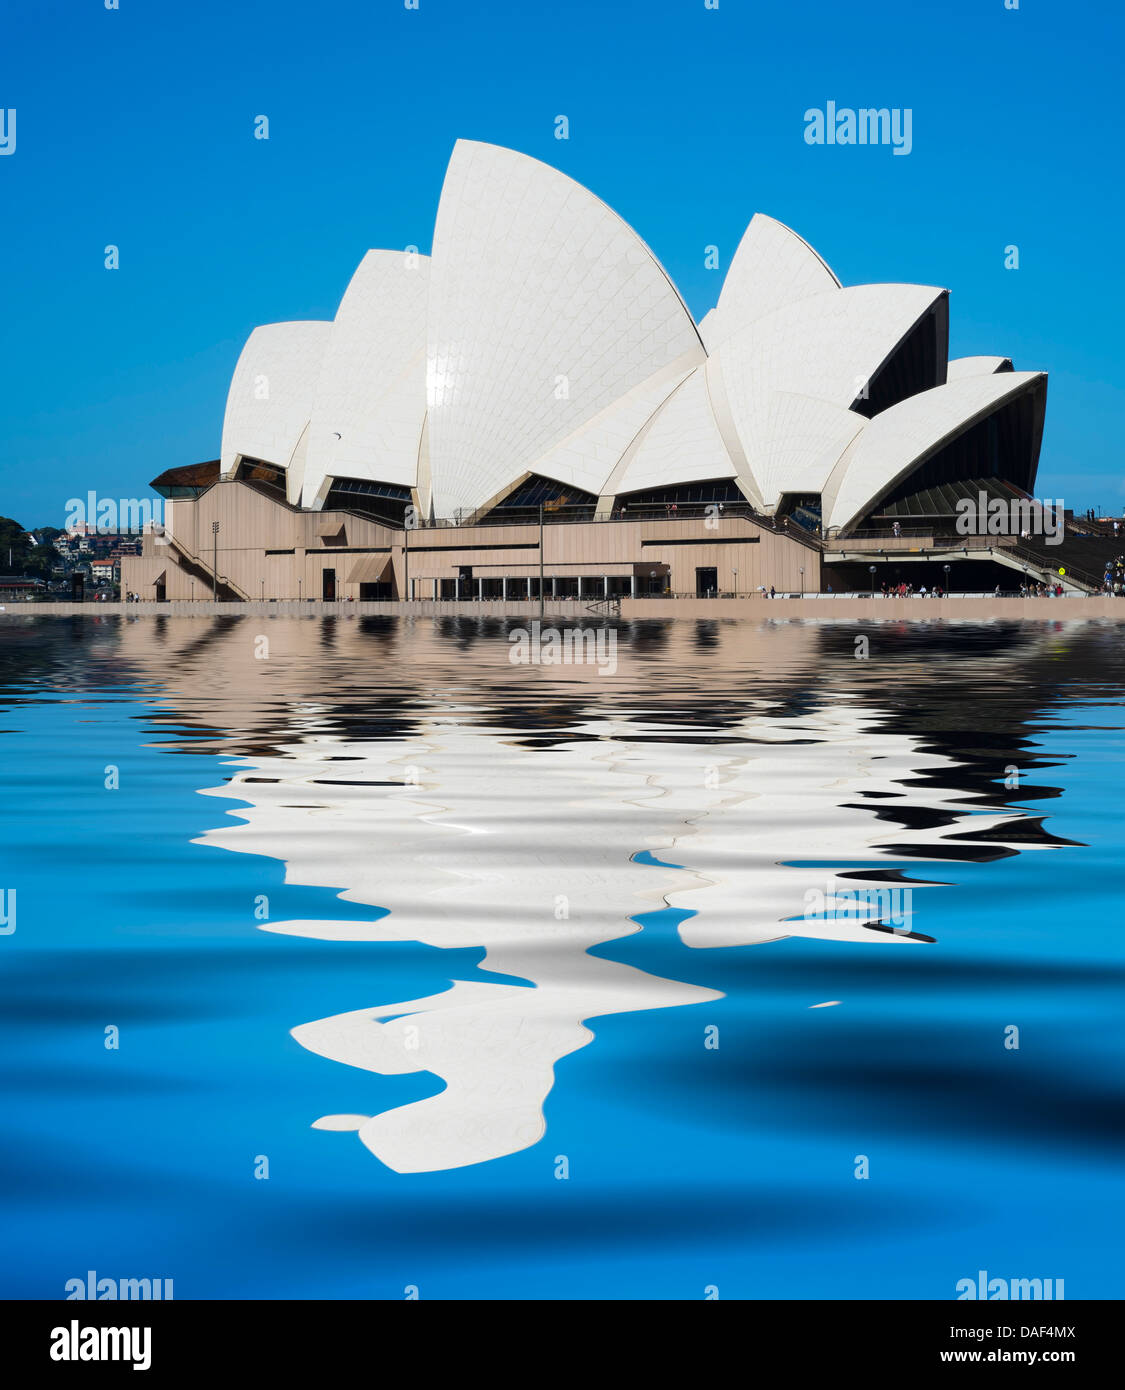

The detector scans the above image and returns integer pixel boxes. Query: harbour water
[1,614,1122,1298]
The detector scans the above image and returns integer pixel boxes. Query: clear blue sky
[1,0,1122,525]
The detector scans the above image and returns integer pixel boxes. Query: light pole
[799,566,804,596]
[732,567,738,598]
[943,563,951,596]
[211,521,220,601]
[868,564,876,597]
[191,578,195,602]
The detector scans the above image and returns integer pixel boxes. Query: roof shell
[709,282,947,506]
[220,321,331,486]
[609,366,737,495]
[424,140,706,518]
[703,213,841,351]
[822,370,1047,532]
[302,250,430,508]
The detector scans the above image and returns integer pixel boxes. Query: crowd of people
[1101,557,1125,595]
[872,579,1073,598]
[879,581,946,597]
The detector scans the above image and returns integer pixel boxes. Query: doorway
[695,566,718,597]
[322,568,336,601]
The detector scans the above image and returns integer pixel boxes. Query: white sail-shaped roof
[755,392,867,499]
[946,355,1013,380]
[524,359,696,504]
[211,143,1047,533]
[704,213,841,350]
[709,283,946,507]
[301,250,430,508]
[220,321,331,481]
[609,367,738,495]
[822,371,1046,532]
[424,140,706,518]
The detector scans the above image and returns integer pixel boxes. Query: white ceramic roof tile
[425,140,705,517]
[705,214,841,350]
[528,359,696,500]
[711,283,946,507]
[756,392,867,498]
[823,371,1046,531]
[302,250,430,506]
[220,322,331,477]
[611,367,737,494]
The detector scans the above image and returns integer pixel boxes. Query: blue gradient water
[1,614,1122,1299]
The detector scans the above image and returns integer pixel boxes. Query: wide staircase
[1002,530,1121,592]
[866,477,1118,592]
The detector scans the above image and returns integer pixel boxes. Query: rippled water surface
[2,613,1123,1298]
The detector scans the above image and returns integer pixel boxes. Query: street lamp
[799,566,804,596]
[943,563,951,596]
[211,520,220,601]
[732,567,738,597]
[868,564,876,596]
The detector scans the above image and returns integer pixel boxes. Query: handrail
[998,540,1102,594]
[826,526,937,542]
[585,597,622,616]
[156,530,251,601]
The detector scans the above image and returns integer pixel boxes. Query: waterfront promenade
[6,595,1125,620]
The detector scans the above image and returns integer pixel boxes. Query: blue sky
[1,0,1122,524]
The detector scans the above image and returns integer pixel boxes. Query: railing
[407,502,825,548]
[825,526,938,542]
[997,540,1102,594]
[585,596,622,616]
[824,529,1104,594]
[154,530,251,601]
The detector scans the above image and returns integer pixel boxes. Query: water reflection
[0,613,1096,1173]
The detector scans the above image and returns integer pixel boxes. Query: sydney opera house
[124,139,1055,604]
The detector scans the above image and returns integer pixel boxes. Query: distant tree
[0,516,53,580]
